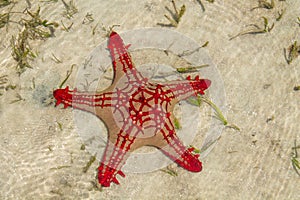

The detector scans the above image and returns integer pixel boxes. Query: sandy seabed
[0,0,299,199]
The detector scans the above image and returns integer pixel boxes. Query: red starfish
[53,31,211,187]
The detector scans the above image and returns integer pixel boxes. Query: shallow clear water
[0,0,299,199]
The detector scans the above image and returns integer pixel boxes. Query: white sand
[0,0,299,199]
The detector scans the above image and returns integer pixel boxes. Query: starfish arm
[154,118,202,172]
[98,128,137,187]
[53,86,116,112]
[108,32,146,84]
[160,76,211,103]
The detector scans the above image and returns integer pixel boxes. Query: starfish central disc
[112,73,175,139]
